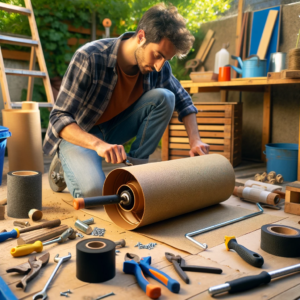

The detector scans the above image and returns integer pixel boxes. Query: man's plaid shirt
[43,32,198,156]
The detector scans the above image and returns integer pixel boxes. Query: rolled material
[7,171,42,218]
[233,186,280,206]
[2,103,44,173]
[244,180,282,192]
[103,154,235,230]
[261,225,300,257]
[76,238,115,283]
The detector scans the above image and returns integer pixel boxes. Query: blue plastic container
[0,126,11,185]
[264,143,298,182]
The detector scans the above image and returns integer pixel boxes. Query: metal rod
[185,203,263,250]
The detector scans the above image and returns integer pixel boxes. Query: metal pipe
[185,203,263,250]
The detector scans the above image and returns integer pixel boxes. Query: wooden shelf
[180,78,300,93]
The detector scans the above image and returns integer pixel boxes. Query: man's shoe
[48,152,67,192]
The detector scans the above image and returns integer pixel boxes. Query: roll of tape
[261,224,300,257]
[7,171,42,218]
[76,238,115,283]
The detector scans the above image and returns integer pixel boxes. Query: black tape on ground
[261,224,300,257]
[76,238,116,283]
[7,171,42,218]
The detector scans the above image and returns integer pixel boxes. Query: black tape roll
[76,238,116,283]
[261,224,300,257]
[7,171,42,218]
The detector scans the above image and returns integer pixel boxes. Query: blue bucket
[264,143,298,182]
[0,126,11,185]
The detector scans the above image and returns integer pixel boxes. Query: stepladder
[0,0,54,109]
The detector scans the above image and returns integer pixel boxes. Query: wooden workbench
[0,173,299,299]
[180,77,300,180]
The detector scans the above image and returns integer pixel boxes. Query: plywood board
[257,10,278,59]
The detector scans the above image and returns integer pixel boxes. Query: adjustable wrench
[32,252,71,300]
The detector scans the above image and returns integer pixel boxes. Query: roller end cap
[73,198,85,210]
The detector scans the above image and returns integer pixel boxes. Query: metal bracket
[185,203,264,250]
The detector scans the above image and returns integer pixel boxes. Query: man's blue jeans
[59,88,175,198]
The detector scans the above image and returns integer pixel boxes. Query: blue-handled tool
[123,253,180,299]
[0,228,19,243]
[0,275,18,300]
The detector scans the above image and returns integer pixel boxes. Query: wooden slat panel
[170,137,225,145]
[169,143,224,151]
[68,37,90,46]
[194,105,230,111]
[173,111,226,117]
[169,149,231,159]
[1,49,30,61]
[170,131,226,138]
[169,124,225,131]
[170,118,231,125]
[170,152,230,160]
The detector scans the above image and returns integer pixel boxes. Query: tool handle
[10,241,43,257]
[227,271,271,293]
[0,228,19,243]
[172,260,189,284]
[181,265,223,274]
[228,239,264,268]
[140,257,180,293]
[73,195,121,210]
[19,219,61,234]
[123,260,161,299]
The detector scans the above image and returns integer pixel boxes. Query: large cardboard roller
[103,154,235,230]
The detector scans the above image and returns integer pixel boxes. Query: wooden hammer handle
[19,219,61,234]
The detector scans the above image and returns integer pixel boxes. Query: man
[44,3,209,198]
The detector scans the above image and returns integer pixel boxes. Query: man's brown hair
[134,3,195,58]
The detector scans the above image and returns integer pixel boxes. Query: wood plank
[0,46,12,109]
[257,10,278,59]
[201,38,215,63]
[170,149,231,159]
[195,29,214,61]
[161,125,169,161]
[233,0,244,78]
[170,137,225,145]
[220,90,228,102]
[170,117,231,125]
[169,125,225,131]
[242,12,249,60]
[0,2,31,15]
[26,47,36,101]
[169,143,224,151]
[281,70,300,79]
[190,86,199,94]
[24,0,54,105]
[267,72,281,80]
[1,49,30,61]
[170,131,226,138]
[262,85,271,161]
[68,37,90,46]
[194,104,230,111]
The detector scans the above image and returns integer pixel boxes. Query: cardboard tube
[2,106,44,173]
[103,154,235,230]
[233,186,280,206]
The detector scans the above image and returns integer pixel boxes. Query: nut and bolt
[81,217,94,225]
[115,239,126,248]
[95,292,115,300]
[60,292,69,297]
[75,220,93,235]
[135,242,157,250]
[76,232,84,238]
[91,227,105,236]
[63,290,72,294]
[13,221,30,228]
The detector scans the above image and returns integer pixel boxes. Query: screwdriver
[0,219,61,243]
[10,227,74,257]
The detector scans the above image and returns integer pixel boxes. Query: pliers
[123,253,180,299]
[165,252,222,284]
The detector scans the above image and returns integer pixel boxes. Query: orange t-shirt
[96,63,143,125]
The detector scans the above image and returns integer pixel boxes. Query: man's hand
[95,142,127,164]
[189,140,210,157]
